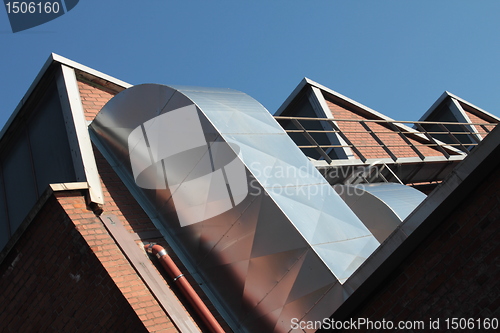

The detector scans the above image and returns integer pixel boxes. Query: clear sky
[1,1,499,129]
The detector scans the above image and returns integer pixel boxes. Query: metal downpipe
[145,243,225,333]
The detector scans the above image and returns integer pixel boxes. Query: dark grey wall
[0,79,76,250]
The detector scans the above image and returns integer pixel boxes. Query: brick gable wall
[59,191,181,332]
[0,195,149,333]
[77,81,116,121]
[325,99,448,160]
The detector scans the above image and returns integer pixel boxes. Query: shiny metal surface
[156,249,167,258]
[334,182,427,242]
[91,84,380,332]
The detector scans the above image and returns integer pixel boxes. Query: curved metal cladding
[334,183,427,243]
[90,84,380,332]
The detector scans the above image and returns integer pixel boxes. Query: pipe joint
[144,243,167,257]
[145,243,155,254]
[156,249,167,258]
[173,273,184,282]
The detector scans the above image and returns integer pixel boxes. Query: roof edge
[447,91,500,122]
[305,78,398,122]
[274,77,309,116]
[51,53,132,89]
[420,91,500,123]
[0,53,132,141]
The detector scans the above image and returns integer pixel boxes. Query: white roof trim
[420,91,500,123]
[0,53,132,141]
[274,77,309,116]
[447,91,500,122]
[304,78,399,123]
[51,53,132,89]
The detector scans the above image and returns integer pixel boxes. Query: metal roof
[1,54,499,333]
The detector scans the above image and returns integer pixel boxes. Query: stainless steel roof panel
[360,183,427,220]
[334,182,427,243]
[90,83,380,332]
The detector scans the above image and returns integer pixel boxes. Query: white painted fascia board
[421,91,500,123]
[449,98,483,141]
[304,78,399,122]
[309,86,355,159]
[0,53,132,142]
[448,97,469,123]
[49,182,89,192]
[51,53,132,89]
[56,65,104,205]
[446,91,500,122]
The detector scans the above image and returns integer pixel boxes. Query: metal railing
[274,116,497,164]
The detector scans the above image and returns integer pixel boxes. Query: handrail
[274,115,497,127]
[274,116,497,162]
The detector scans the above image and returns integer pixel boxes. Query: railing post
[414,123,451,159]
[326,120,367,162]
[359,121,397,161]
[291,118,333,164]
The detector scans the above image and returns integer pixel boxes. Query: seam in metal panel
[56,64,104,205]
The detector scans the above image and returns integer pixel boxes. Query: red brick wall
[325,99,446,160]
[456,101,498,141]
[0,195,148,333]
[58,191,181,332]
[344,164,500,331]
[78,81,116,121]
[462,111,495,140]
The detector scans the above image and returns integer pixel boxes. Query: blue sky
[1,1,499,129]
